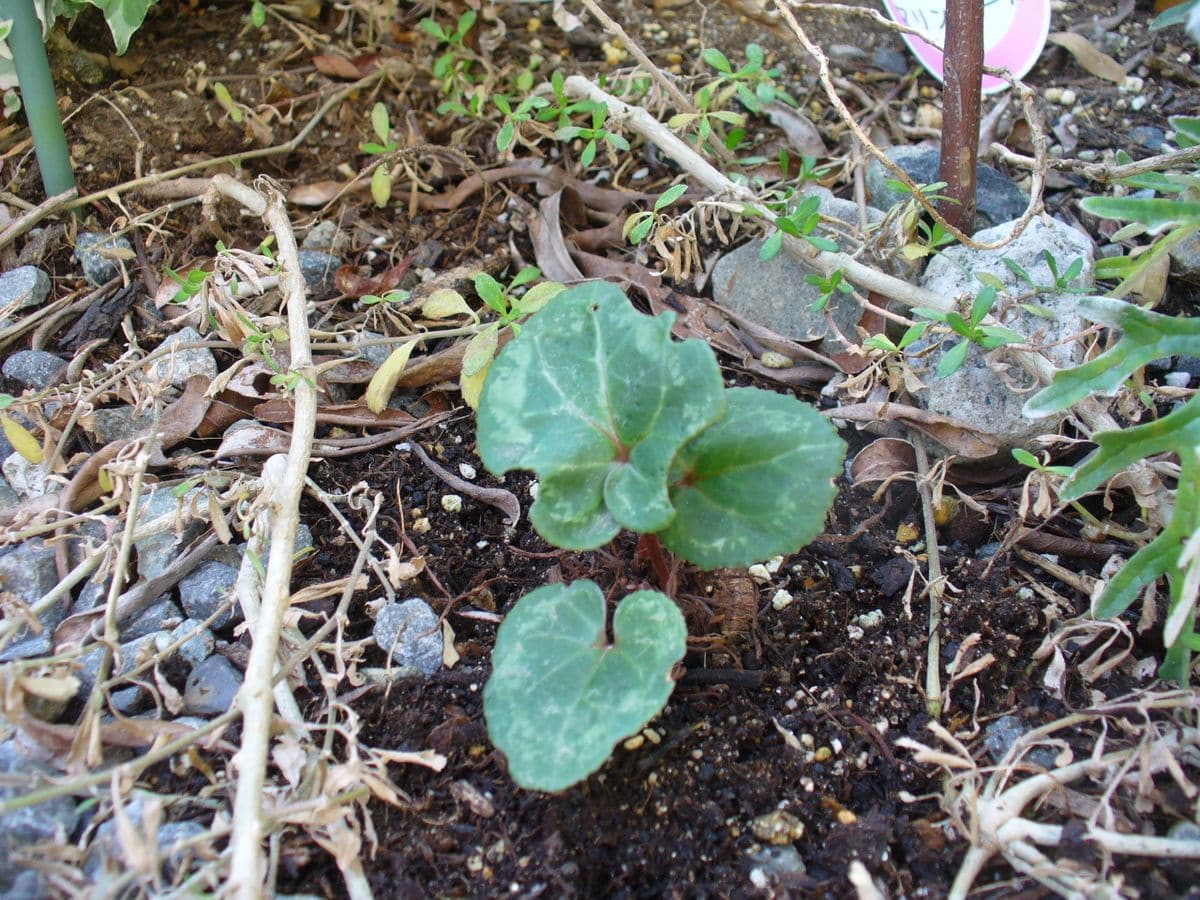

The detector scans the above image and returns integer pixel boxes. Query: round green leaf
[483,580,686,792]
[476,281,726,549]
[659,387,845,568]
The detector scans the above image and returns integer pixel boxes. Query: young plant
[699,43,797,114]
[912,285,1026,377]
[554,101,629,169]
[757,193,839,261]
[494,93,550,153]
[622,183,688,245]
[805,268,854,312]
[667,84,745,152]
[361,102,399,207]
[1002,250,1087,295]
[1025,298,1200,684]
[477,281,845,791]
[458,267,564,408]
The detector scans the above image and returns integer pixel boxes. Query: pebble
[1164,371,1191,388]
[298,249,342,296]
[178,560,241,631]
[441,494,463,513]
[1130,125,1166,152]
[373,598,443,676]
[1,453,49,501]
[184,654,243,716]
[143,326,218,387]
[75,232,134,286]
[0,266,50,317]
[458,463,477,480]
[747,844,806,888]
[0,740,80,893]
[1,349,67,388]
[122,599,183,640]
[300,220,350,255]
[751,809,806,845]
[0,539,65,661]
[89,405,158,442]
[134,486,207,580]
[851,609,884,630]
[771,589,794,611]
[170,619,215,668]
[984,715,1057,769]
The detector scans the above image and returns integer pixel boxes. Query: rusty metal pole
[937,0,984,234]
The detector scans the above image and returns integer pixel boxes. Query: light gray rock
[184,655,242,716]
[0,540,65,662]
[169,619,215,668]
[75,232,134,286]
[866,145,1028,230]
[0,740,79,893]
[122,599,183,640]
[301,220,350,255]
[90,406,158,443]
[984,715,1056,769]
[0,475,18,512]
[0,266,50,317]
[178,561,241,631]
[133,487,207,580]
[155,820,208,876]
[350,330,393,368]
[1,349,67,387]
[1,453,49,500]
[373,598,443,676]
[1170,229,1200,285]
[142,326,217,387]
[76,632,168,709]
[913,217,1093,450]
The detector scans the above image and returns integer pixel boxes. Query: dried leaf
[288,180,350,206]
[1047,32,1127,83]
[365,342,418,414]
[421,288,475,320]
[334,255,415,300]
[830,402,1002,459]
[442,620,460,668]
[764,103,826,156]
[18,674,80,701]
[848,438,916,485]
[215,423,293,458]
[312,53,366,79]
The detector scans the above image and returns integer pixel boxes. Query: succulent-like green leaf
[476,281,726,549]
[484,580,686,792]
[1025,297,1200,417]
[659,388,845,569]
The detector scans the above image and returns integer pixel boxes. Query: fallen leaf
[829,402,1002,459]
[2,414,43,463]
[365,341,418,413]
[1047,32,1127,83]
[287,180,351,206]
[312,53,366,79]
[335,254,416,300]
[849,438,917,485]
[764,103,826,156]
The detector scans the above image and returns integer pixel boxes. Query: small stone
[871,46,910,75]
[771,589,794,611]
[298,250,341,296]
[184,655,243,716]
[814,746,832,762]
[122,599,182,640]
[0,266,50,318]
[623,734,645,751]
[170,619,215,667]
[441,494,463,513]
[300,220,350,254]
[1,453,49,500]
[156,821,208,876]
[751,809,805,845]
[89,405,158,442]
[373,598,443,676]
[895,522,920,544]
[1,349,67,387]
[643,727,662,744]
[178,561,241,631]
[984,715,1056,769]
[75,232,134,286]
[1165,371,1191,388]
[143,326,217,387]
[1130,125,1166,151]
[760,351,792,369]
[458,463,477,480]
[0,740,80,892]
[412,517,431,534]
[134,487,207,580]
[0,539,65,661]
[748,564,772,583]
[851,609,884,630]
[836,808,857,825]
[1058,88,1076,106]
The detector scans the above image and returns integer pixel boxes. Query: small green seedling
[623,183,689,245]
[756,193,840,262]
[862,322,930,355]
[477,281,844,791]
[361,102,399,207]
[699,43,797,114]
[458,267,564,408]
[494,93,550,152]
[805,268,854,312]
[1001,250,1086,294]
[1025,297,1200,684]
[912,286,1026,377]
[554,102,630,169]
[361,289,411,307]
[667,84,745,151]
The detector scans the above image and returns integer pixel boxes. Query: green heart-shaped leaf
[476,281,726,548]
[484,580,686,792]
[660,387,846,569]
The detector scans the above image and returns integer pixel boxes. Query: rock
[750,809,805,845]
[0,740,80,893]
[1129,125,1166,152]
[350,330,393,368]
[0,266,50,319]
[373,598,443,676]
[301,220,350,255]
[298,250,341,296]
[1,453,50,500]
[913,217,1093,450]
[871,46,910,75]
[983,715,1056,769]
[133,486,207,580]
[89,406,158,442]
[865,145,1028,230]
[711,187,885,354]
[155,820,208,876]
[184,655,243,716]
[178,560,241,631]
[122,599,183,640]
[264,523,314,560]
[0,540,66,661]
[1170,230,1200,285]
[75,232,134,286]
[142,326,217,388]
[1164,371,1192,389]
[0,476,18,512]
[76,632,168,704]
[169,619,215,668]
[747,844,806,890]
[1,349,67,388]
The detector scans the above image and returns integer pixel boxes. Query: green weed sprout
[554,101,629,168]
[623,183,688,245]
[755,193,840,261]
[360,102,399,207]
[912,286,1026,377]
[476,281,844,791]
[1025,298,1200,684]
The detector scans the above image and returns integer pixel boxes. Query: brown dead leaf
[764,104,826,156]
[253,400,415,428]
[287,180,352,207]
[524,190,586,283]
[1047,32,1127,83]
[849,438,917,485]
[334,253,417,300]
[830,402,1002,459]
[312,53,368,79]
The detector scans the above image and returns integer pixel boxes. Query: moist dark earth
[5,0,1199,896]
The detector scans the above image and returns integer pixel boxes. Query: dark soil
[4,0,1198,897]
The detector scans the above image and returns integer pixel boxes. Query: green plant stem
[936,0,983,233]
[1,0,76,197]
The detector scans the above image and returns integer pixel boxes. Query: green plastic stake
[483,580,686,792]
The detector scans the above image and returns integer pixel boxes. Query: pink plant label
[881,0,1051,94]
